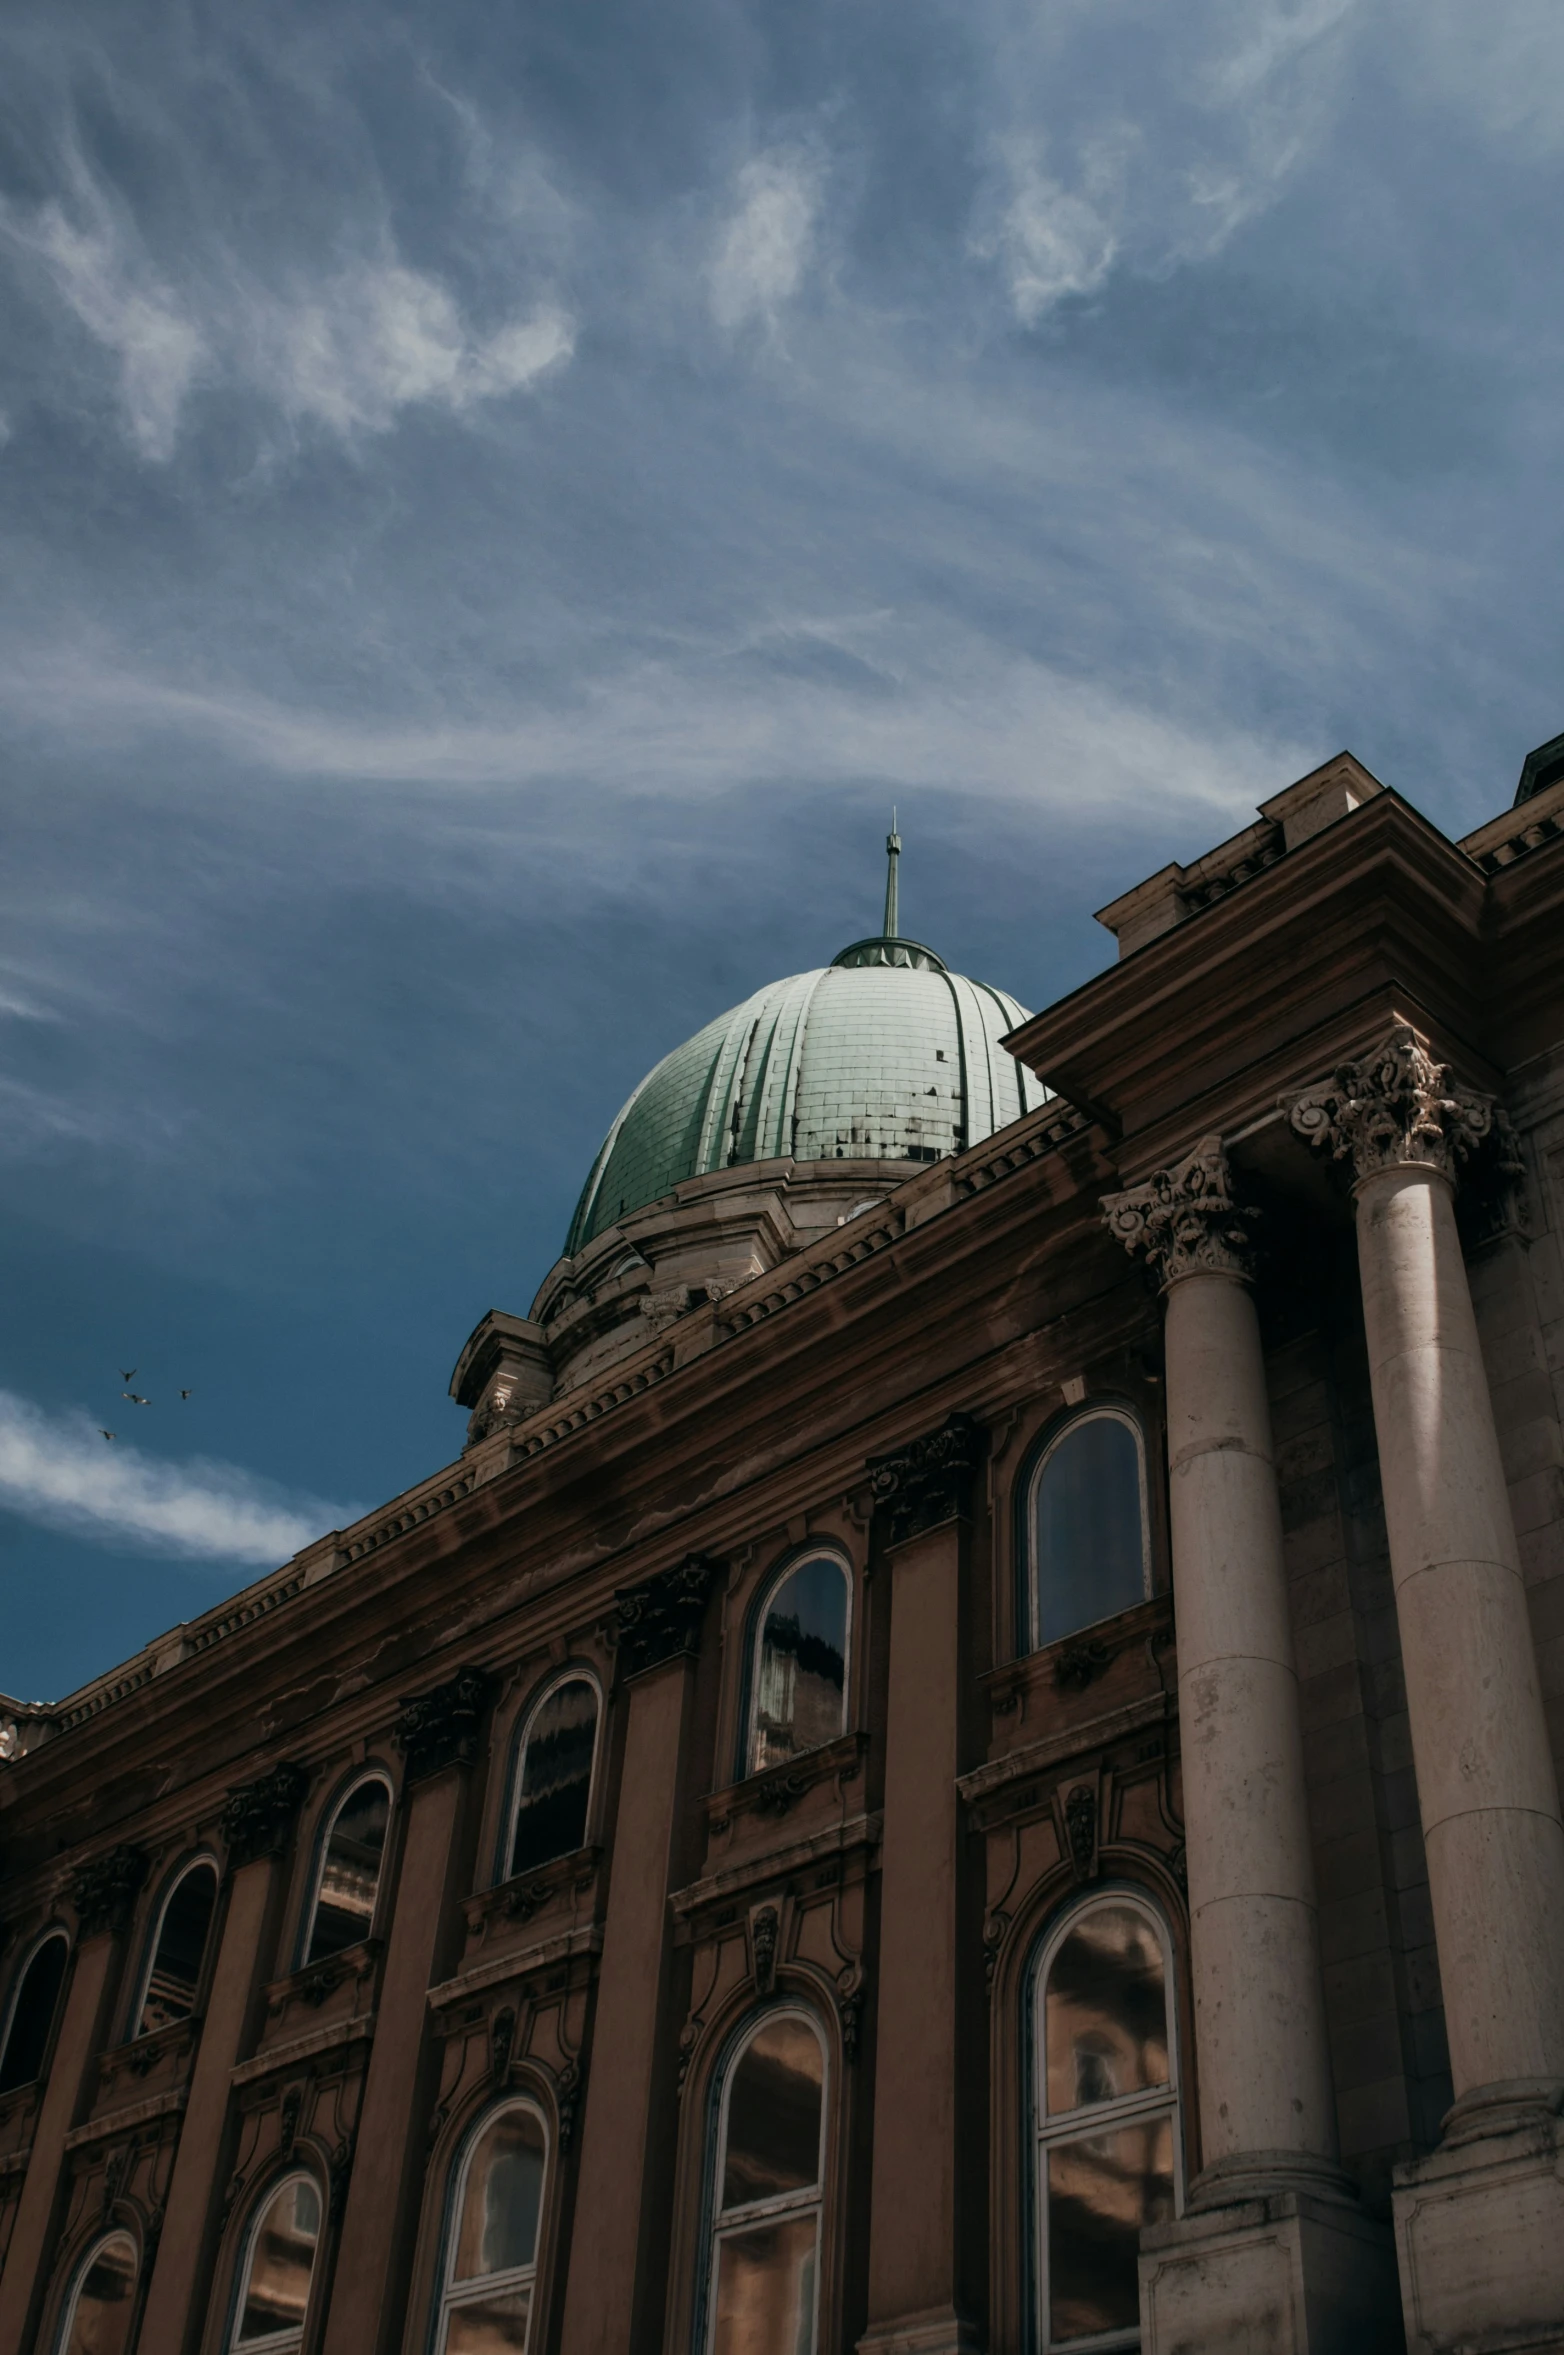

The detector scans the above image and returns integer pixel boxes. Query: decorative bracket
[614,1555,717,1682]
[395,1666,493,1784]
[222,1761,311,1869]
[69,1845,149,1939]
[867,1413,983,1546]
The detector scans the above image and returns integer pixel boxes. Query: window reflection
[1034,1897,1180,2351]
[60,2230,137,2355]
[232,2176,320,2352]
[0,1931,68,2093]
[137,1863,218,2037]
[1030,1413,1148,1649]
[306,1780,389,1964]
[439,2102,548,2355]
[748,1558,849,1776]
[708,2012,825,2355]
[509,1681,598,1880]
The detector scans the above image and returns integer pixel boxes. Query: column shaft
[1354,1163,1564,2099]
[0,1935,117,2355]
[1164,1267,1337,2174]
[137,1856,283,2355]
[557,1656,696,2355]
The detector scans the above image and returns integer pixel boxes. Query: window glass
[439,2103,548,2355]
[707,2012,825,2355]
[233,2176,320,2351]
[509,1681,598,1879]
[1031,1415,1147,1649]
[137,1864,218,2037]
[749,1558,849,1775]
[0,1933,69,2094]
[306,1780,389,1963]
[1033,1897,1180,2352]
[59,2230,137,2355]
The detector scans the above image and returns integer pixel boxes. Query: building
[2,746,1564,2355]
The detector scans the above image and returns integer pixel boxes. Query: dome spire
[883,809,901,938]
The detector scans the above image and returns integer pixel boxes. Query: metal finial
[883,807,901,938]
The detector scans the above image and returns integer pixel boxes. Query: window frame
[699,2004,830,2355]
[1022,1407,1152,1656]
[0,1926,71,2095]
[499,1669,605,1886]
[298,1770,394,1968]
[433,2094,551,2354]
[1027,1887,1183,2355]
[53,2225,140,2355]
[227,2169,323,2355]
[128,1854,220,2042]
[741,1550,853,1782]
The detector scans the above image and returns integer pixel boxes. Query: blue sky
[1,0,1560,1700]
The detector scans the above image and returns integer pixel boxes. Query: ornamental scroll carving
[68,1844,149,1938]
[1102,1135,1254,1288]
[394,1666,493,1783]
[614,1554,717,1681]
[1289,1024,1501,1189]
[222,1761,311,1868]
[867,1412,983,1546]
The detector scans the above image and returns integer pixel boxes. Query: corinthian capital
[1102,1136,1254,1288]
[1289,1025,1496,1187]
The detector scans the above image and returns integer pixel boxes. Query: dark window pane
[442,2284,531,2353]
[307,1782,389,1962]
[453,2107,546,2282]
[1045,1904,1168,2118]
[509,1681,597,1878]
[1034,1417,1146,1647]
[751,1560,848,1773]
[63,2230,137,2355]
[711,2213,818,2355]
[1047,2118,1173,2343]
[237,2177,320,2344]
[721,2016,824,2211]
[139,1864,218,2036]
[0,1934,68,2092]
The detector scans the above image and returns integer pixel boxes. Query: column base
[1393,2089,1564,2353]
[856,2306,983,2355]
[1140,2184,1402,2354]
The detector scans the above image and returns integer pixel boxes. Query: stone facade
[1,748,1562,2354]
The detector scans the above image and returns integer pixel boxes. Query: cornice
[63,2084,187,2150]
[427,1922,602,2012]
[956,1691,1172,1808]
[231,2010,376,2087]
[670,1811,883,1928]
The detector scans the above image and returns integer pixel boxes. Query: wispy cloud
[709,148,823,335]
[0,1392,357,1566]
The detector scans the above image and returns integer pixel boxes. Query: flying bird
[118,1368,136,1383]
[122,1392,150,1406]
[179,1388,193,1400]
[99,1430,115,1442]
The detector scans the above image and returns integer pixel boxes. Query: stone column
[859,1414,984,2355]
[321,1669,490,2355]
[138,1765,309,2355]
[558,1557,713,2355]
[1292,1026,1564,2348]
[1105,1140,1399,2352]
[0,1845,146,2355]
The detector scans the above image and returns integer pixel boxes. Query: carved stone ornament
[222,1760,311,1868]
[1063,1784,1099,1886]
[613,1555,716,1681]
[69,1843,149,1938]
[867,1412,983,1546]
[394,1665,493,1784]
[750,1903,780,1997]
[1289,1024,1498,1189]
[1101,1135,1255,1289]
[490,2006,516,2087]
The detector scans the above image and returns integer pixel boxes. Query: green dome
[566,934,1040,1253]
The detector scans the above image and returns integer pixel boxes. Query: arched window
[745,1555,850,1777]
[55,2229,138,2355]
[703,2010,826,2355]
[302,1776,390,1965]
[506,1677,600,1881]
[134,1861,218,2038]
[0,1930,69,2094]
[435,2100,548,2352]
[1031,1895,1180,2350]
[229,2174,321,2354]
[1026,1411,1150,1652]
